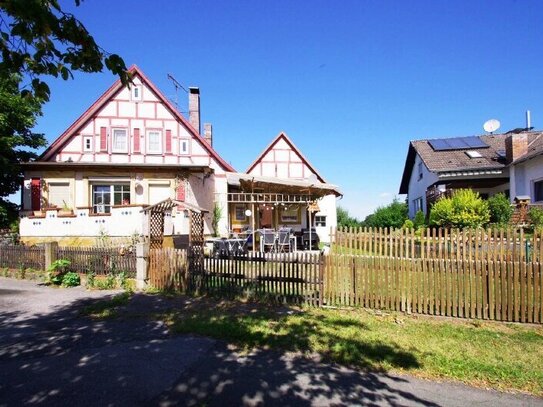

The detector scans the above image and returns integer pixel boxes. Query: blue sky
[23,0,543,219]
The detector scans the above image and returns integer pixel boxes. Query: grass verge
[81,292,132,319]
[166,301,543,396]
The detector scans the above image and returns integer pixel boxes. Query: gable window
[112,128,128,153]
[131,85,142,101]
[418,162,423,180]
[315,215,326,227]
[179,139,189,155]
[92,184,130,214]
[147,130,162,154]
[83,136,93,152]
[534,180,543,202]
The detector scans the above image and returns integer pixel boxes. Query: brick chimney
[505,133,528,163]
[203,123,213,147]
[188,87,200,134]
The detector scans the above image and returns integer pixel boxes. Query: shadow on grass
[169,300,420,371]
[0,280,436,407]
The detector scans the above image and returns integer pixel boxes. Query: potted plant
[59,200,73,216]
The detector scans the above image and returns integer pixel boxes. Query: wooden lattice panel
[149,210,165,249]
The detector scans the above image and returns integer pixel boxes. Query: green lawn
[86,292,543,396]
[166,300,543,396]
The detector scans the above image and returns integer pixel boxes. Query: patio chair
[261,229,277,252]
[277,228,291,253]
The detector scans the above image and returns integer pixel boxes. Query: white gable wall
[247,135,338,243]
[407,154,438,218]
[51,75,219,169]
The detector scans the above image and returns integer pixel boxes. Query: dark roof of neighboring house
[399,134,508,194]
[400,131,543,194]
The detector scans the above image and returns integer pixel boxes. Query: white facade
[406,155,438,219]
[510,155,543,202]
[19,66,233,246]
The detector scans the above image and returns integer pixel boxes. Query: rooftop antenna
[483,119,501,134]
[167,73,188,111]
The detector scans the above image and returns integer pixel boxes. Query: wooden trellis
[149,210,165,249]
[189,211,205,278]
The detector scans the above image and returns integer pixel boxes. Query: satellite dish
[307,174,318,183]
[483,119,501,133]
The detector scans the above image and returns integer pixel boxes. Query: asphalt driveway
[0,277,541,407]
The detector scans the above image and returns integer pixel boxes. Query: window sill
[89,213,112,217]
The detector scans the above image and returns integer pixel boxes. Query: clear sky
[24,0,543,219]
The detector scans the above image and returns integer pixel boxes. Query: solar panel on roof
[429,136,489,151]
[428,139,449,150]
[462,136,488,148]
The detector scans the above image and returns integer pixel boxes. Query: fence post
[136,242,149,290]
[43,242,58,271]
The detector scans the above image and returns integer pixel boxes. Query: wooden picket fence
[333,226,543,263]
[197,252,323,305]
[0,245,45,270]
[56,246,137,277]
[324,255,543,323]
[147,249,323,305]
[149,248,189,292]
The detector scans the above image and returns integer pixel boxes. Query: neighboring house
[233,132,338,243]
[399,130,543,219]
[19,66,340,246]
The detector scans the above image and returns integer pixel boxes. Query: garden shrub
[429,189,490,229]
[413,210,426,229]
[47,259,71,285]
[61,272,80,287]
[487,193,513,226]
[529,207,543,230]
[402,219,414,229]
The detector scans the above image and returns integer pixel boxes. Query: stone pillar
[135,242,149,290]
[43,241,58,270]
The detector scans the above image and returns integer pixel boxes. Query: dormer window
[466,151,482,158]
[131,85,142,101]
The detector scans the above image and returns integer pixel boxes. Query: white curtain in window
[148,131,162,153]
[113,129,127,152]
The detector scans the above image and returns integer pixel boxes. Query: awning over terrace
[140,198,209,214]
[225,172,342,204]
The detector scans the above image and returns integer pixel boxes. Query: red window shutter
[100,127,107,151]
[165,130,172,153]
[176,183,185,202]
[31,178,41,211]
[133,128,140,153]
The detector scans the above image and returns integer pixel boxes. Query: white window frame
[131,85,142,101]
[315,215,326,227]
[91,183,131,214]
[111,128,128,153]
[147,130,162,154]
[83,136,93,152]
[179,138,190,155]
